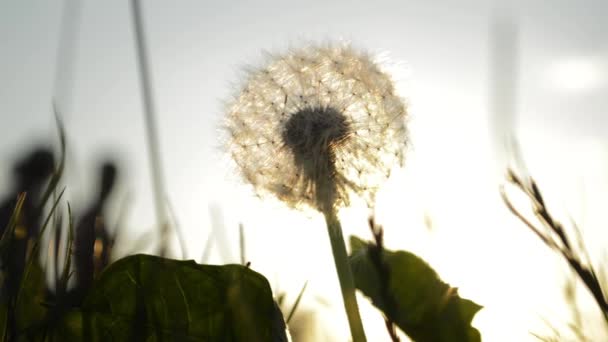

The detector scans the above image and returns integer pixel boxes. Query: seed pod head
[225,43,408,211]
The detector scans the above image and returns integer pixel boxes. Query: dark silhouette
[0,147,55,296]
[73,161,117,301]
[0,147,54,341]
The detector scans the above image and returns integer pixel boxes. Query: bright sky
[1,1,608,341]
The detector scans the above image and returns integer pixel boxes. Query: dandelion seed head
[225,43,408,211]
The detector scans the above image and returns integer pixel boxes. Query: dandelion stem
[324,210,366,342]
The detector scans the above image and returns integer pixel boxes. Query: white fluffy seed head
[224,43,408,211]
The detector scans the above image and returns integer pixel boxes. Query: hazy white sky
[1,1,608,341]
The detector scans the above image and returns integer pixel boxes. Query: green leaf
[80,254,279,342]
[349,236,482,342]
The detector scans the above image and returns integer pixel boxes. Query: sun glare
[548,58,604,92]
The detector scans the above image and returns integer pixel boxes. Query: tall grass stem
[130,0,170,256]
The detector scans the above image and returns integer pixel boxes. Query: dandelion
[225,43,408,342]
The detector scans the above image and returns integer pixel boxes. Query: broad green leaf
[81,254,278,342]
[349,236,482,342]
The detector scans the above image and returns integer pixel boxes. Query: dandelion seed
[224,43,408,342]
[225,43,408,212]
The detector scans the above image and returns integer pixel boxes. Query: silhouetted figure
[0,147,54,341]
[0,148,55,295]
[73,162,117,301]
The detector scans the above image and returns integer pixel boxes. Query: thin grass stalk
[59,203,74,294]
[286,281,308,324]
[37,110,66,213]
[50,188,60,292]
[239,223,246,266]
[52,0,82,116]
[130,0,170,256]
[53,213,61,292]
[503,171,608,324]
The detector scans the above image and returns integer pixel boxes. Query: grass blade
[0,193,27,256]
[37,108,66,213]
[286,281,308,324]
[16,187,65,305]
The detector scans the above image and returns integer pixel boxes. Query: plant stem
[130,0,170,256]
[324,210,366,342]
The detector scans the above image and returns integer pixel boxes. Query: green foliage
[81,254,278,342]
[349,236,482,342]
[0,116,287,341]
[1,253,284,341]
